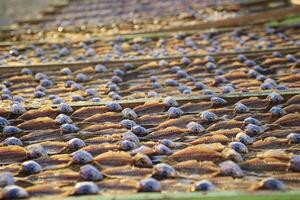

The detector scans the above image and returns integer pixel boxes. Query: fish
[136,114,168,125]
[206,120,244,132]
[250,137,289,149]
[133,102,166,115]
[189,135,231,145]
[98,179,139,193]
[237,97,269,110]
[18,117,60,130]
[179,102,211,113]
[102,166,152,178]
[19,108,59,120]
[71,106,109,119]
[285,95,300,105]
[144,127,187,140]
[0,146,28,164]
[274,113,300,127]
[84,135,123,145]
[152,115,197,130]
[240,158,289,172]
[209,128,242,138]
[83,112,123,123]
[94,151,133,167]
[82,123,123,132]
[173,160,219,177]
[80,144,120,156]
[169,145,224,162]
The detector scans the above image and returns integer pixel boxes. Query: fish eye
[27,144,47,159]
[111,75,123,84]
[261,83,274,90]
[72,150,93,164]
[114,69,125,76]
[268,93,284,103]
[260,178,286,190]
[4,137,23,146]
[223,86,235,94]
[21,68,32,75]
[195,82,208,90]
[35,72,48,81]
[270,106,286,116]
[160,139,175,148]
[155,144,173,155]
[119,140,136,151]
[176,70,188,78]
[150,76,158,82]
[85,89,97,96]
[0,172,15,187]
[229,142,248,153]
[55,114,73,124]
[60,67,72,75]
[120,119,136,129]
[153,163,176,178]
[59,103,73,113]
[61,124,80,133]
[193,180,215,191]
[211,97,227,106]
[106,102,122,112]
[132,125,147,136]
[21,160,42,174]
[290,156,300,172]
[123,132,140,144]
[76,73,89,82]
[168,107,183,118]
[80,165,103,181]
[243,117,262,126]
[206,62,216,70]
[3,126,22,135]
[235,132,253,145]
[124,62,134,69]
[3,185,28,199]
[234,103,249,113]
[74,182,100,195]
[68,138,86,150]
[95,64,108,73]
[219,161,244,178]
[11,103,26,115]
[91,97,102,102]
[52,97,65,104]
[287,133,300,143]
[139,178,161,192]
[187,122,204,133]
[164,97,178,107]
[165,79,178,87]
[40,79,53,88]
[201,111,216,122]
[122,108,137,119]
[0,117,10,127]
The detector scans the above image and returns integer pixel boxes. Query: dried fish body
[102,166,152,178]
[145,127,187,140]
[94,151,133,167]
[0,146,27,164]
[18,117,60,130]
[83,112,123,123]
[71,106,109,119]
[19,108,59,120]
[169,145,224,162]
[240,158,289,172]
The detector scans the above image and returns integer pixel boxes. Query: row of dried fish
[0,50,299,107]
[3,0,247,42]
[1,25,300,65]
[1,91,300,198]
